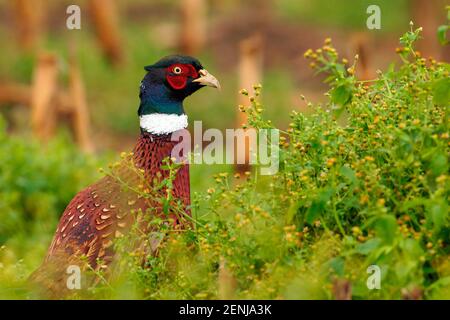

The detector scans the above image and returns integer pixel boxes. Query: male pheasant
[30,55,220,297]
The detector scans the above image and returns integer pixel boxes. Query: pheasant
[29,55,220,297]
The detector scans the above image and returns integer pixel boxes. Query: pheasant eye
[173,66,182,74]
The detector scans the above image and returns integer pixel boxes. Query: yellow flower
[303,49,313,58]
[326,158,337,167]
[436,175,447,183]
[359,195,369,205]
[352,226,361,236]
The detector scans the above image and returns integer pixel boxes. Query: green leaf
[335,63,346,74]
[430,152,448,176]
[305,200,324,225]
[426,200,448,232]
[326,257,345,276]
[432,78,450,106]
[374,215,397,244]
[356,238,381,255]
[395,259,417,282]
[437,25,449,45]
[162,198,170,214]
[407,31,418,42]
[400,238,423,259]
[286,200,301,223]
[340,166,357,184]
[427,276,450,290]
[305,188,333,224]
[331,84,352,107]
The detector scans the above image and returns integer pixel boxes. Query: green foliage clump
[107,26,449,300]
[0,122,100,294]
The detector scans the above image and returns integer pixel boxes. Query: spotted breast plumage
[29,55,220,297]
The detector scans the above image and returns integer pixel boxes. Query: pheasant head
[138,55,220,135]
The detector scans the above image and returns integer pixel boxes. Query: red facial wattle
[166,63,199,90]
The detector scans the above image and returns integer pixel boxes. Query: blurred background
[0,0,448,295]
[0,0,448,150]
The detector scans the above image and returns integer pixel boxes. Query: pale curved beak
[193,69,221,89]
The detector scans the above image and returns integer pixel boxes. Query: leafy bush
[0,122,100,293]
[102,26,448,300]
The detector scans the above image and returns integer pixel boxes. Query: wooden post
[89,0,124,66]
[0,82,73,115]
[31,53,59,141]
[180,0,206,55]
[0,83,31,106]
[218,258,236,299]
[350,32,373,81]
[332,278,352,300]
[11,0,45,51]
[68,54,95,153]
[236,35,263,174]
[411,0,445,60]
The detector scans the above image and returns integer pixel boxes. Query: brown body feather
[29,131,190,297]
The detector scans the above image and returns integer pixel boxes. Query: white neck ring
[139,113,188,135]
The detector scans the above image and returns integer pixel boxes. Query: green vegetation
[0,123,101,298]
[278,0,409,31]
[115,26,448,300]
[0,26,449,299]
